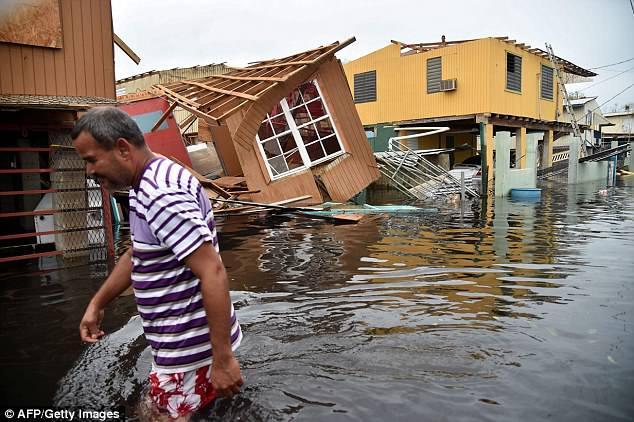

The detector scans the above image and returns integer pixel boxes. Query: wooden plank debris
[209,197,365,224]
[168,155,231,198]
[113,33,141,65]
[151,101,177,132]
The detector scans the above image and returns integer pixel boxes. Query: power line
[598,68,632,73]
[588,57,634,70]
[590,83,634,112]
[580,65,634,90]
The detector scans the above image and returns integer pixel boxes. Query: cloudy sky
[112,0,634,112]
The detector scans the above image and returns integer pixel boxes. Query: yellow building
[343,36,596,187]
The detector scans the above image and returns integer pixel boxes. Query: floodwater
[1,179,633,421]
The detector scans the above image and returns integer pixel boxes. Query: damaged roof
[391,36,597,77]
[151,38,355,122]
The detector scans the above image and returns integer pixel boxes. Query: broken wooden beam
[151,101,177,132]
[209,197,363,224]
[183,80,259,101]
[114,33,141,64]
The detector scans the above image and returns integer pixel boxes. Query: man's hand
[78,247,133,343]
[211,354,244,398]
[79,303,105,343]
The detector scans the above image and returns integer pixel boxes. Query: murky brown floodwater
[1,178,633,421]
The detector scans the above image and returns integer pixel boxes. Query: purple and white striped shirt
[129,157,242,374]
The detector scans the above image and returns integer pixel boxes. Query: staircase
[375,138,479,200]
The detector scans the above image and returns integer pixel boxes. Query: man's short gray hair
[71,106,145,149]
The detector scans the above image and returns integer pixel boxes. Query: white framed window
[256,79,345,180]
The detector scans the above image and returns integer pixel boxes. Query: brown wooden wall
[314,58,380,201]
[0,0,115,98]
[199,119,242,176]
[223,56,379,206]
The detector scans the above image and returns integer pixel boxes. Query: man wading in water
[73,107,243,420]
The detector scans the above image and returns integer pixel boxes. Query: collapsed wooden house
[151,38,380,206]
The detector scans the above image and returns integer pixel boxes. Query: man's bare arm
[79,248,134,342]
[184,242,243,398]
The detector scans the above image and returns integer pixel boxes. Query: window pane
[306,140,326,161]
[289,104,311,127]
[285,88,303,109]
[322,135,342,156]
[261,138,282,159]
[307,98,327,120]
[257,120,274,141]
[277,132,298,154]
[315,117,335,139]
[284,150,304,171]
[299,81,319,102]
[297,123,319,145]
[270,112,291,135]
[268,155,289,176]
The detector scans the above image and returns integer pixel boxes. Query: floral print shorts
[147,365,217,419]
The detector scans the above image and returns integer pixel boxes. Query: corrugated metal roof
[0,94,117,109]
[604,110,634,117]
[116,70,160,84]
[570,97,598,106]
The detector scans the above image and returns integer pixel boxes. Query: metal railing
[374,127,479,199]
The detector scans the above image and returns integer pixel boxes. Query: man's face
[73,131,133,192]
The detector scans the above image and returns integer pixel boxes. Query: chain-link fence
[49,130,112,262]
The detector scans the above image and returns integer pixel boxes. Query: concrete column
[515,127,527,168]
[526,133,539,182]
[485,123,494,185]
[494,131,511,196]
[541,129,553,169]
[628,141,634,171]
[568,137,580,184]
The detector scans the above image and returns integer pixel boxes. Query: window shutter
[541,64,554,100]
[353,70,377,103]
[506,53,522,92]
[427,57,442,93]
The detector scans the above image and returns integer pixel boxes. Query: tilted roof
[391,36,597,77]
[150,38,355,122]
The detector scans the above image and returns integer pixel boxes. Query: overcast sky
[112,0,634,112]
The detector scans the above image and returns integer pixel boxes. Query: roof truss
[151,37,355,122]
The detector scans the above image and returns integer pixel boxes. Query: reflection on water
[1,179,633,421]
